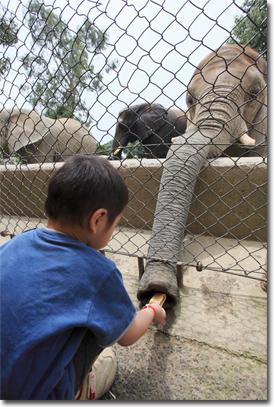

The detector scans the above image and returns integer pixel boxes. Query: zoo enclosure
[0,0,267,282]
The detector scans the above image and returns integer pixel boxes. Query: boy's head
[45,155,129,227]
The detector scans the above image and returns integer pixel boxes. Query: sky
[1,0,265,146]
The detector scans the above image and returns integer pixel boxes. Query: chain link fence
[0,0,267,286]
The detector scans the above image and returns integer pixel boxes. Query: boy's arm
[118,302,166,346]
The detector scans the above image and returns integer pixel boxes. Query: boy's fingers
[153,306,166,324]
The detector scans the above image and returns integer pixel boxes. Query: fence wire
[0,0,267,285]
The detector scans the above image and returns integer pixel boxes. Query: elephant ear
[137,104,168,140]
[5,109,54,152]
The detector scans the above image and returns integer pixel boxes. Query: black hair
[45,155,129,226]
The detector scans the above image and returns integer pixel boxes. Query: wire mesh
[0,0,267,284]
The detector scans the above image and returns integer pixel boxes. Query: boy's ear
[88,208,108,234]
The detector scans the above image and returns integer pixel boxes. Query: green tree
[96,140,146,159]
[96,140,113,156]
[125,141,146,159]
[20,0,118,122]
[228,0,267,59]
[0,7,18,75]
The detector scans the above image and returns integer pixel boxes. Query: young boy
[0,155,166,400]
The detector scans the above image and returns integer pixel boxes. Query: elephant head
[137,44,267,308]
[0,108,96,164]
[112,103,187,159]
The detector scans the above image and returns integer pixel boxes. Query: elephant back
[1,108,55,154]
[57,118,97,155]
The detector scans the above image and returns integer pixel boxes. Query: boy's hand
[150,302,166,324]
[118,302,167,346]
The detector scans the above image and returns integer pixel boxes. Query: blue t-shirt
[0,228,136,400]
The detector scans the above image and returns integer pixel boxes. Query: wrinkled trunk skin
[137,131,211,308]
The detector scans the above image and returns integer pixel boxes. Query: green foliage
[125,141,146,159]
[44,105,75,120]
[20,0,119,122]
[13,154,22,165]
[0,6,18,75]
[96,140,113,155]
[0,151,22,165]
[228,0,267,59]
[96,140,146,159]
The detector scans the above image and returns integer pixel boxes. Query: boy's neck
[46,217,87,244]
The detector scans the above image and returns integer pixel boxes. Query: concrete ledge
[0,157,267,241]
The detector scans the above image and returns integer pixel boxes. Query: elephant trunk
[113,148,122,159]
[137,131,211,308]
[112,137,123,159]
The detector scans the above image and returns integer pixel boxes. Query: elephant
[112,103,187,159]
[0,108,97,164]
[137,44,267,309]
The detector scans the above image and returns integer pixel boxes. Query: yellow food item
[149,293,166,307]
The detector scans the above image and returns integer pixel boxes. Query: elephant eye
[250,84,261,98]
[187,94,193,106]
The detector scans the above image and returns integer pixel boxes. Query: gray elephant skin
[0,108,97,164]
[137,44,267,308]
[112,103,187,159]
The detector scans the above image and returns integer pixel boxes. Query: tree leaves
[20,0,118,122]
[0,6,18,76]
[229,0,267,59]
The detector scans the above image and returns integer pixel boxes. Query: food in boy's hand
[149,293,166,307]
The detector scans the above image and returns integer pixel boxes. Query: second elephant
[0,108,97,164]
[112,103,187,159]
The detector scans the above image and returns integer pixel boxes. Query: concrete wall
[0,157,267,241]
